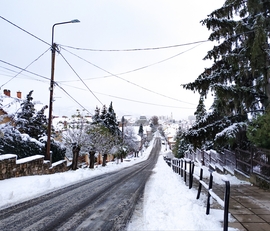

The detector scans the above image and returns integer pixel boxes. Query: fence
[170,158,230,231]
[186,148,270,180]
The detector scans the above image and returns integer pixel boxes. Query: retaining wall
[0,154,68,180]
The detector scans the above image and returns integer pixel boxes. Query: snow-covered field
[0,139,247,230]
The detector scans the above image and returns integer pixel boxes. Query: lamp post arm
[52,19,80,45]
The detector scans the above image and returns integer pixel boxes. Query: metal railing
[169,158,230,231]
[186,148,270,180]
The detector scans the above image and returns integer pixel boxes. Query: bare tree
[88,124,117,167]
[123,126,140,156]
[61,110,91,170]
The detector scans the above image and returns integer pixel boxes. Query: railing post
[202,150,205,166]
[196,168,203,199]
[189,161,194,189]
[184,159,187,183]
[223,180,230,231]
[206,169,214,215]
[181,159,183,177]
[178,159,181,175]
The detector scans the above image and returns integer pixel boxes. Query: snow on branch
[214,122,247,141]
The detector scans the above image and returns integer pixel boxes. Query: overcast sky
[0,0,224,120]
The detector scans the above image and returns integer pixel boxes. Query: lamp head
[71,19,80,23]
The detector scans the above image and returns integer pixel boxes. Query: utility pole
[46,19,80,161]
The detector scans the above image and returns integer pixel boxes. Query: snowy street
[0,137,245,230]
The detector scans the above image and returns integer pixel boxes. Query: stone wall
[0,154,69,180]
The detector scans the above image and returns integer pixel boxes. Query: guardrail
[169,157,230,231]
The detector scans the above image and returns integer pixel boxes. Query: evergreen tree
[15,90,35,134]
[104,102,120,136]
[247,109,270,149]
[100,105,107,124]
[182,0,270,150]
[173,127,189,158]
[14,91,48,140]
[194,96,207,121]
[138,124,144,138]
[30,105,48,139]
[92,106,101,125]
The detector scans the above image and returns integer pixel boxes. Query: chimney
[17,91,22,99]
[3,89,10,97]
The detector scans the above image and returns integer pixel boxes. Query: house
[0,89,22,124]
[135,116,149,126]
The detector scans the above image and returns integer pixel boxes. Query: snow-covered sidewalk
[127,154,238,231]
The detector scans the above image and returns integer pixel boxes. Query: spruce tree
[182,0,270,150]
[100,105,107,125]
[30,105,48,139]
[104,102,120,136]
[15,90,35,134]
[92,106,101,125]
[138,124,144,138]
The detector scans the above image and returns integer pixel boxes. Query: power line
[0,48,51,89]
[59,40,209,52]
[59,44,201,82]
[0,57,194,113]
[61,47,197,106]
[0,59,50,81]
[0,58,94,114]
[59,82,195,109]
[95,91,196,109]
[59,52,104,106]
[0,16,50,46]
[54,82,93,116]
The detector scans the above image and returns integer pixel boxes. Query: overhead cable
[0,48,51,89]
[0,59,50,81]
[60,82,195,109]
[60,44,201,82]
[0,59,93,114]
[95,91,196,109]
[59,52,104,106]
[54,82,93,115]
[61,47,197,105]
[59,40,209,52]
[0,16,50,46]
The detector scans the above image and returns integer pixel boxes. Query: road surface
[0,137,161,231]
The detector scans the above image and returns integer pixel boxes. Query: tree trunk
[89,151,95,169]
[102,154,107,166]
[72,145,80,170]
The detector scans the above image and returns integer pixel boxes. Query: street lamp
[46,19,80,161]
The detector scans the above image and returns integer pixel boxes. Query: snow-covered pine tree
[91,106,102,125]
[138,124,144,138]
[99,104,107,126]
[15,90,35,135]
[182,0,270,150]
[30,105,48,139]
[104,102,120,136]
[194,96,207,122]
[0,124,43,159]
